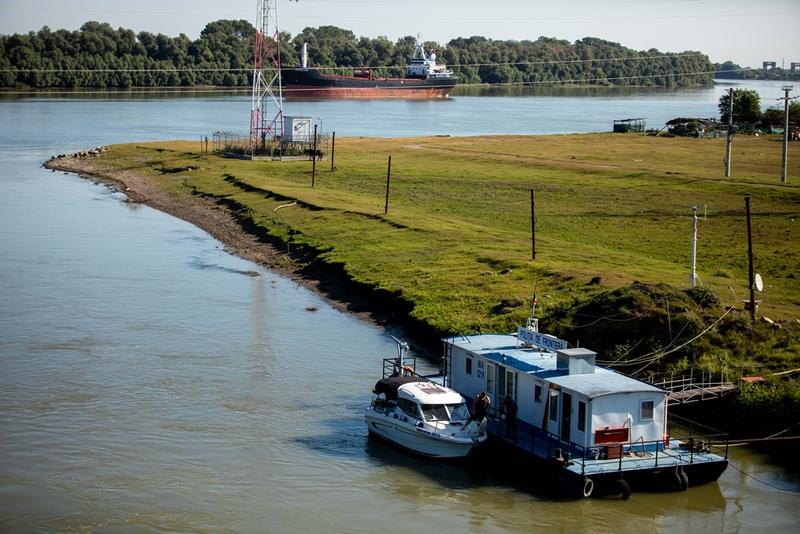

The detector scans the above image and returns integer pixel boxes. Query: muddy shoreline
[43,152,445,352]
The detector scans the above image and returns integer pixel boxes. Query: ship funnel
[301,42,308,69]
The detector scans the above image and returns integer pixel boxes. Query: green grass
[94,134,800,338]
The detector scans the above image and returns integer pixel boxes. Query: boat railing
[486,410,729,475]
[381,356,424,379]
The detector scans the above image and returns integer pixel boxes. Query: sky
[1,0,799,68]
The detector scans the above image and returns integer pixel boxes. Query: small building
[791,62,800,73]
[283,116,313,143]
[613,118,646,133]
[763,61,777,70]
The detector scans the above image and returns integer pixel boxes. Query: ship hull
[282,69,456,99]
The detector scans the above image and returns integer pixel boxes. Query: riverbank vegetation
[1,21,713,88]
[719,89,800,130]
[57,133,800,435]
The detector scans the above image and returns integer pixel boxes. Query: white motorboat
[365,375,488,458]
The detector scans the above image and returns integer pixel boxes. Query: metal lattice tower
[249,0,283,155]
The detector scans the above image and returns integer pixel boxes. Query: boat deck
[487,418,726,477]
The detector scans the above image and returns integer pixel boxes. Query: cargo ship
[281,39,457,99]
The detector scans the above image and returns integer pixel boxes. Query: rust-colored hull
[282,85,453,99]
[281,68,457,100]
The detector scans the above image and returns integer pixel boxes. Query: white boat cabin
[445,325,668,450]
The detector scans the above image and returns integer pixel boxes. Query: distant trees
[715,61,800,81]
[0,21,716,89]
[762,101,800,126]
[719,89,762,125]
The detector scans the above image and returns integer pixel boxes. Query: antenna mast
[249,0,284,156]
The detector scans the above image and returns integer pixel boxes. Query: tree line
[715,61,800,81]
[0,21,715,89]
[718,89,800,128]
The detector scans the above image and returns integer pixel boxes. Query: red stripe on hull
[283,85,453,99]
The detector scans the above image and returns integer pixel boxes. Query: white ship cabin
[406,39,454,79]
[445,325,668,451]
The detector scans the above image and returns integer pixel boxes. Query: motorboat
[365,372,487,458]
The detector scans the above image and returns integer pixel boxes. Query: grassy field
[95,133,799,339]
[79,132,800,435]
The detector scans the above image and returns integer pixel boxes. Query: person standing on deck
[500,395,518,441]
[471,391,490,423]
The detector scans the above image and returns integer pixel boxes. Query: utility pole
[690,205,698,288]
[778,85,796,183]
[530,188,536,260]
[724,88,734,177]
[745,196,756,322]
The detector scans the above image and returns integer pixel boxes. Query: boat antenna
[390,335,409,366]
[526,281,539,332]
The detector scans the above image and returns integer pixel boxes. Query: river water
[1,82,799,532]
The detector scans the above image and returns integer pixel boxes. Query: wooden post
[330,131,336,171]
[780,85,794,183]
[311,124,318,187]
[745,196,756,322]
[725,87,733,177]
[530,188,536,260]
[384,155,392,215]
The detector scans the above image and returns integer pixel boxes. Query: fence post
[384,155,392,215]
[330,131,336,171]
[311,124,318,187]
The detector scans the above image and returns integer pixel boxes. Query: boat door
[560,392,572,442]
[488,364,517,407]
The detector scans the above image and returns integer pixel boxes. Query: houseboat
[442,316,729,497]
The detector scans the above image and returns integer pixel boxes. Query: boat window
[447,402,470,422]
[466,357,473,375]
[421,404,449,422]
[549,390,558,422]
[398,398,421,419]
[505,370,516,400]
[487,363,496,399]
[535,383,542,403]
[640,400,654,421]
[578,401,586,432]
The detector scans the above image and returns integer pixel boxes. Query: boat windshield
[446,402,470,422]
[420,404,449,422]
